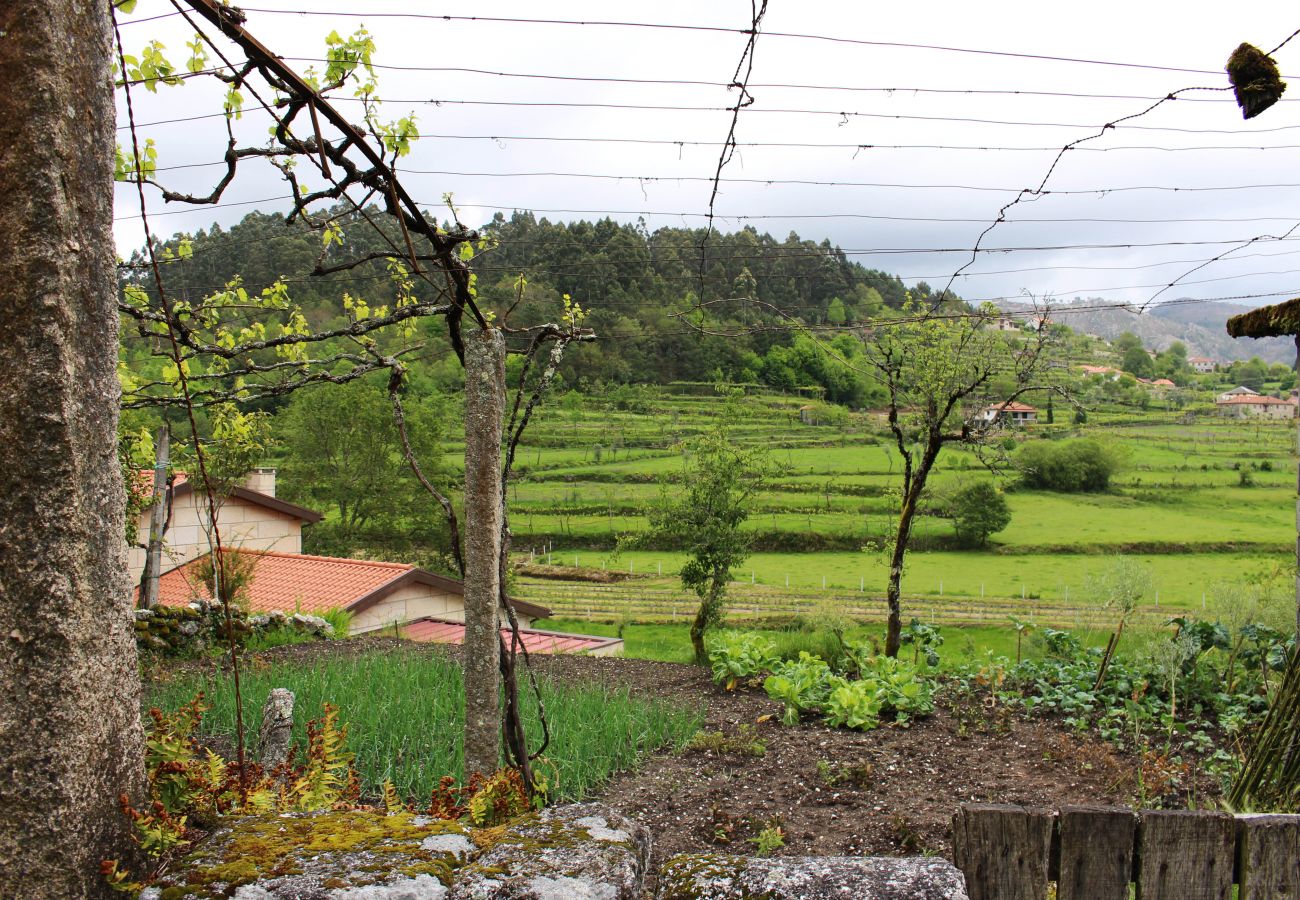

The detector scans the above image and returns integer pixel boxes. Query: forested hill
[122,207,958,404]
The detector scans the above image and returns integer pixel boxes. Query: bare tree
[0,2,145,894]
[863,300,1059,656]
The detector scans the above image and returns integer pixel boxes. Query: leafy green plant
[764,652,841,726]
[685,725,767,757]
[749,820,786,855]
[900,619,944,667]
[707,631,777,690]
[824,680,886,730]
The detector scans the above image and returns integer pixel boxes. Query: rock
[291,612,334,636]
[145,809,473,898]
[134,608,155,621]
[258,688,295,769]
[656,854,969,899]
[451,803,650,899]
[178,620,200,636]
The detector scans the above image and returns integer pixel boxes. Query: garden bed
[147,638,1210,885]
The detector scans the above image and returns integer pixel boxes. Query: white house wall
[350,583,536,634]
[127,492,303,582]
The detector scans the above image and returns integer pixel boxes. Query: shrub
[1016,438,1121,492]
[949,482,1011,548]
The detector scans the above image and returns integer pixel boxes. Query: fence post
[1236,814,1300,899]
[952,804,1053,900]
[1056,806,1135,900]
[1137,810,1234,900]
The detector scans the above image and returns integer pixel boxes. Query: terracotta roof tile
[400,618,622,655]
[157,551,412,614]
[1217,394,1293,405]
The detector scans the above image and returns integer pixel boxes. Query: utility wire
[236,7,1262,77]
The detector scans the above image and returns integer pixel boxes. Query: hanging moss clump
[1226,42,1286,120]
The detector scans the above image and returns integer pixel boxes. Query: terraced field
[450,386,1297,630]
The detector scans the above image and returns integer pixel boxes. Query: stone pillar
[259,688,295,769]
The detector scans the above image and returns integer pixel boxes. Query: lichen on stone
[147,809,472,898]
[1227,297,1300,338]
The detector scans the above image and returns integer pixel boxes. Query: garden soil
[175,638,1215,883]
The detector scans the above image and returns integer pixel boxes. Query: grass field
[148,650,702,800]
[476,385,1298,644]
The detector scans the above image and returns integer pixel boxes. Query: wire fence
[515,579,1175,630]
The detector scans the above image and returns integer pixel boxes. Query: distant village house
[1215,394,1298,420]
[977,401,1038,426]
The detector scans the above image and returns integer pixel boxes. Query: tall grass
[147,649,701,803]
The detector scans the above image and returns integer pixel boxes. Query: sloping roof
[401,618,623,655]
[154,551,550,619]
[985,402,1037,413]
[1216,394,1294,406]
[134,471,323,524]
[1152,379,1176,387]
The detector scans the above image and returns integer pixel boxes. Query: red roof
[157,551,415,614]
[985,402,1037,413]
[1217,395,1293,406]
[154,551,549,619]
[1152,379,1176,387]
[401,618,623,655]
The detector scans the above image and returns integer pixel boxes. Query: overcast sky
[114,1,1300,314]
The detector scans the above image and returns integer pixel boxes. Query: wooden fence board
[951,804,1053,900]
[1136,810,1235,900]
[1237,814,1300,899]
[1056,805,1136,900]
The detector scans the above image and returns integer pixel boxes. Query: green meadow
[472,385,1298,640]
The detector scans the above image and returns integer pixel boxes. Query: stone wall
[145,803,969,899]
[134,603,333,655]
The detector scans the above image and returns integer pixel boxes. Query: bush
[949,482,1011,547]
[1016,438,1120,492]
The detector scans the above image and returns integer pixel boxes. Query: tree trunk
[0,2,147,895]
[885,443,940,658]
[885,489,919,658]
[139,426,170,609]
[690,594,711,665]
[462,328,505,778]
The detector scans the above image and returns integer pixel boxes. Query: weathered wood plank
[1237,814,1300,899]
[951,804,1053,900]
[1056,805,1136,900]
[1136,810,1235,900]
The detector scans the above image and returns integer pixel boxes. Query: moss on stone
[656,853,753,900]
[1227,297,1300,338]
[155,809,472,897]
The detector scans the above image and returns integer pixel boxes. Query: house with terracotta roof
[1188,356,1217,374]
[136,469,621,655]
[976,401,1038,426]
[155,550,550,632]
[1216,385,1260,404]
[1080,364,1122,380]
[1151,378,1176,390]
[128,468,321,584]
[1216,394,1298,420]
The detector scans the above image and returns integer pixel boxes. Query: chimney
[243,467,276,497]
